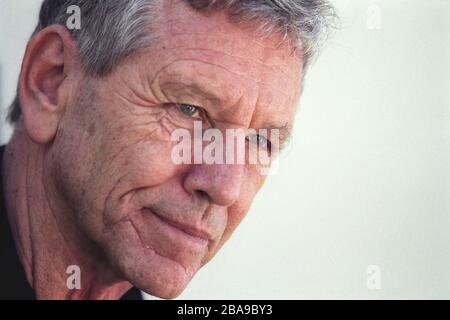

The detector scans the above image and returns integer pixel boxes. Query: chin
[136,261,201,299]
[112,250,197,299]
[102,229,199,299]
[134,258,195,300]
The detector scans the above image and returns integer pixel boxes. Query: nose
[183,163,245,207]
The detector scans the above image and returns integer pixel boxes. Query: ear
[18,25,81,144]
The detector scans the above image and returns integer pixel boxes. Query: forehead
[154,0,303,88]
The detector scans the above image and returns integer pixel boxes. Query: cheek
[85,121,184,226]
[53,94,185,230]
[93,104,189,185]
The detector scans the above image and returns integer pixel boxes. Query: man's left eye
[247,134,272,151]
[177,103,201,118]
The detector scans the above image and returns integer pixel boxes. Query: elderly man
[0,0,336,299]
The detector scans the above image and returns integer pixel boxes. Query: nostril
[183,164,244,207]
[195,190,212,203]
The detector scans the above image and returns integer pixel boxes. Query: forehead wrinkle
[156,0,303,77]
[164,31,293,61]
[160,0,299,53]
[159,26,274,49]
[157,45,298,84]
[160,4,287,50]
[153,32,300,79]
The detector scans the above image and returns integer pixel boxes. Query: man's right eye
[176,103,201,118]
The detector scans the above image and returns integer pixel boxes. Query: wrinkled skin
[3,0,302,299]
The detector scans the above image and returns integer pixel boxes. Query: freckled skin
[4,0,302,299]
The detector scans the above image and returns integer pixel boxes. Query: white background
[1,0,449,299]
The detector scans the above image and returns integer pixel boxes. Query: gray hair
[8,0,338,123]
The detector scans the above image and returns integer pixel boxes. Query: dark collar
[0,145,35,299]
[0,145,142,300]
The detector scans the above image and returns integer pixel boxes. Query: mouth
[141,208,211,246]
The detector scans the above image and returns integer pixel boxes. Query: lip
[143,208,211,243]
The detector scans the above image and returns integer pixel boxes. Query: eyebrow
[164,81,225,106]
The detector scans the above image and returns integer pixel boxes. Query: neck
[2,127,132,299]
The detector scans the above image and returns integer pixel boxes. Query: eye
[177,103,201,118]
[247,134,272,151]
[256,135,271,150]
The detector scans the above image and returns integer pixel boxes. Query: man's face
[52,1,302,298]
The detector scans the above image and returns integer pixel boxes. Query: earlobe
[18,25,79,144]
